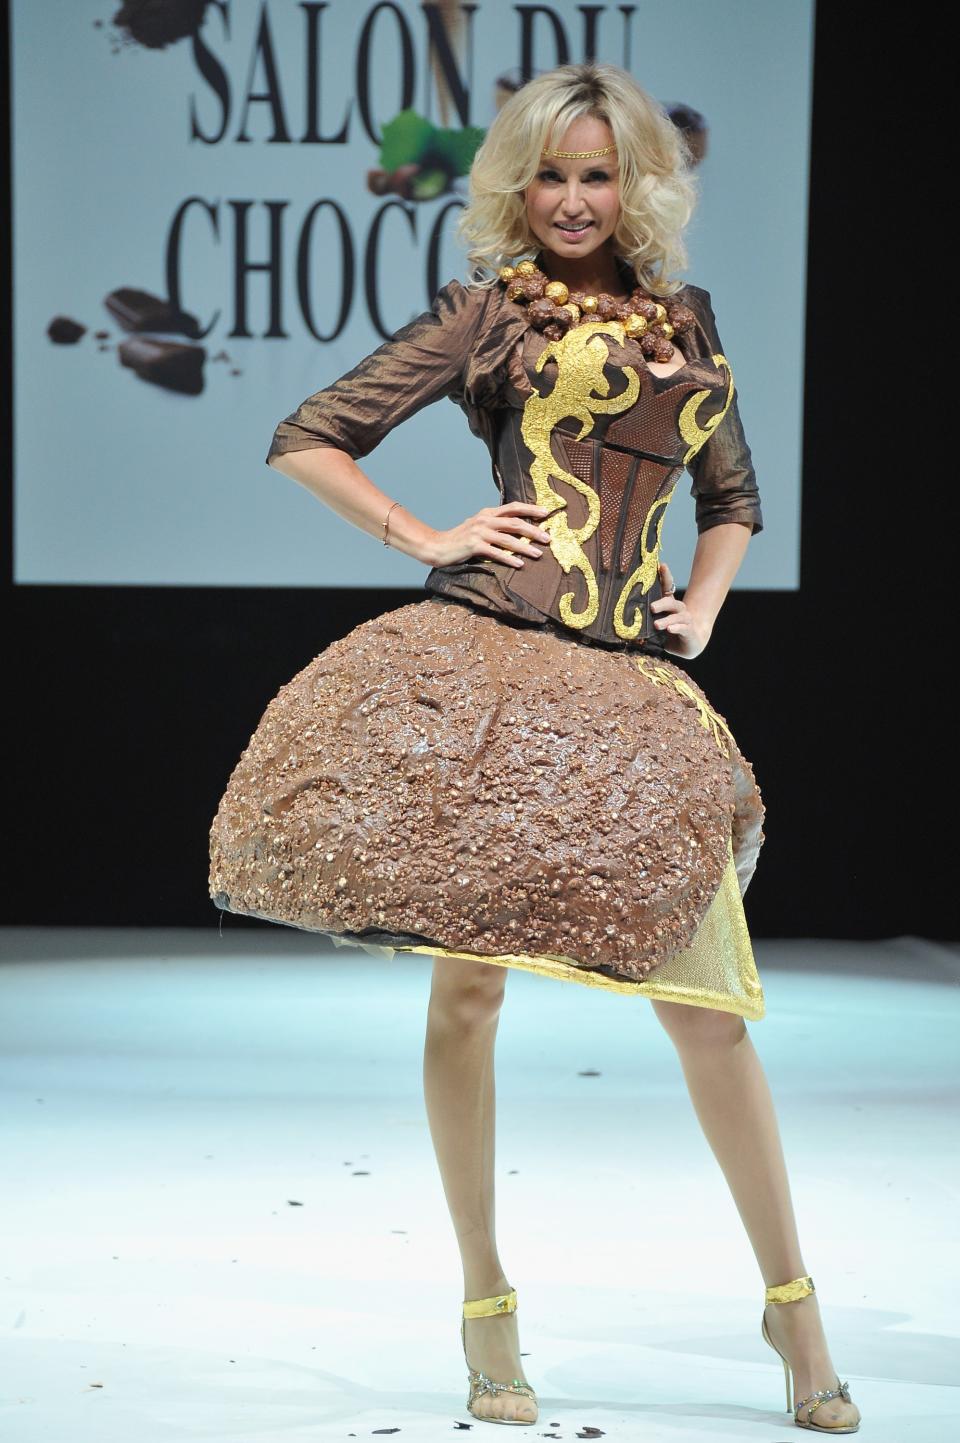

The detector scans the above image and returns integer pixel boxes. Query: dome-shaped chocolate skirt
[209,596,764,984]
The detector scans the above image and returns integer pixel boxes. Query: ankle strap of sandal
[765,1273,815,1304]
[463,1288,518,1318]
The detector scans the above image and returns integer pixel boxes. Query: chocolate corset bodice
[424,317,735,650]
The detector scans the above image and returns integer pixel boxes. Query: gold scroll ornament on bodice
[520,318,735,640]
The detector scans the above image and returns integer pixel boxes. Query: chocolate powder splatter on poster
[111,0,212,50]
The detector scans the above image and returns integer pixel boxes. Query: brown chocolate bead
[528,297,559,329]
[519,274,547,301]
[667,303,697,334]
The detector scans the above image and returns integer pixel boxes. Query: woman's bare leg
[423,954,538,1423]
[651,1000,861,1430]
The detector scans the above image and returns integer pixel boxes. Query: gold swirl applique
[612,353,736,640]
[634,656,734,758]
[520,320,640,628]
[612,479,680,639]
[679,352,734,464]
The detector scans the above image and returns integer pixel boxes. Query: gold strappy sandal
[461,1287,538,1425]
[761,1274,860,1433]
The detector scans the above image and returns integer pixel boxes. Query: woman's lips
[555,221,594,242]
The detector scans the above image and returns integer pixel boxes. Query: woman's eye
[538,170,610,182]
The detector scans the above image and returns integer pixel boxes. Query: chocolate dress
[209,259,767,1019]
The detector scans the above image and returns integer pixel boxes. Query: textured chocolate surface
[209,596,764,983]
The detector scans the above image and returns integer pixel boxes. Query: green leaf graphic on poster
[380,110,487,178]
[379,111,435,171]
[430,126,486,176]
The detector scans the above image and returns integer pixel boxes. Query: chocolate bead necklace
[497,257,696,359]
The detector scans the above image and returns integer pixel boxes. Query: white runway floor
[0,928,957,1443]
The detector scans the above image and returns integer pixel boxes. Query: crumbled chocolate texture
[210,597,763,981]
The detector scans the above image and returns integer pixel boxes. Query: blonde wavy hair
[456,62,698,298]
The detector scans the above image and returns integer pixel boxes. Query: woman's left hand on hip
[650,561,713,659]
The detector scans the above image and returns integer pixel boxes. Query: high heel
[461,1286,538,1425]
[761,1274,860,1433]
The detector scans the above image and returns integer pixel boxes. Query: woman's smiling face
[524,115,621,262]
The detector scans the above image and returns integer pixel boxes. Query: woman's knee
[651,997,747,1049]
[428,954,507,1027]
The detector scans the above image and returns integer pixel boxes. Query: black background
[2,5,948,938]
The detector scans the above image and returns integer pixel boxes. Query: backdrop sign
[12,0,813,588]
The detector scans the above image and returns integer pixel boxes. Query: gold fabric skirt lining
[330,839,765,1021]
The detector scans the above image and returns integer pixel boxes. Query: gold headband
[542,144,616,158]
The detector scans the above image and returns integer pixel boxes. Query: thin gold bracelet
[382,500,403,546]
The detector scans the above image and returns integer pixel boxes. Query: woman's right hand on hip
[429,501,555,568]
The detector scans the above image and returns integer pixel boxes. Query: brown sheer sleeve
[266,278,492,466]
[683,287,764,536]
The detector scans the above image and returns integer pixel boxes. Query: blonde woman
[210,62,860,1433]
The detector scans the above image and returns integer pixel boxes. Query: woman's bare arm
[682,521,752,630]
[651,521,752,658]
[268,447,440,565]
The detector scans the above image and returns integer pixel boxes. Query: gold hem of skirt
[331,840,765,1021]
